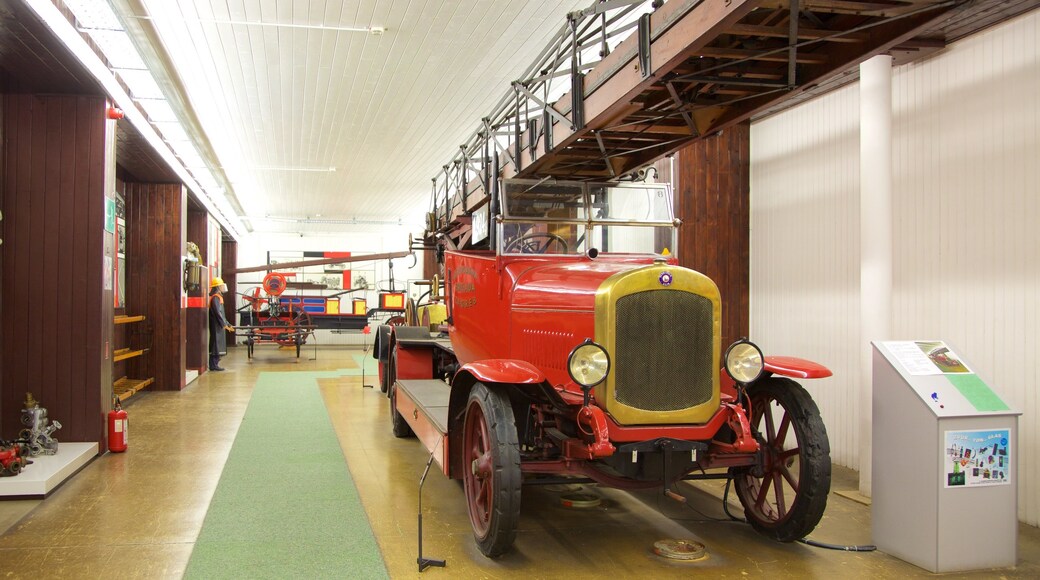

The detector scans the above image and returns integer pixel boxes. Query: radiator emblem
[658,272,673,286]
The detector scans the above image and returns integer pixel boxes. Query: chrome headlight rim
[724,339,764,385]
[567,339,611,388]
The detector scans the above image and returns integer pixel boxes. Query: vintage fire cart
[379,178,833,557]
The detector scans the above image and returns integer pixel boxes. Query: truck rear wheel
[733,377,831,542]
[388,350,413,438]
[462,383,521,558]
[375,326,391,393]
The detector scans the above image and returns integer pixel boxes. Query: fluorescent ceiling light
[152,121,189,142]
[83,29,146,69]
[167,139,203,163]
[117,68,164,99]
[136,98,177,122]
[132,14,383,34]
[239,165,337,173]
[193,173,220,191]
[63,0,122,30]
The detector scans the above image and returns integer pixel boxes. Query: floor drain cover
[559,493,602,508]
[545,483,584,493]
[653,539,707,561]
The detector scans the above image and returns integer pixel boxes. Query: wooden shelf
[113,377,155,402]
[114,315,146,324]
[113,347,149,362]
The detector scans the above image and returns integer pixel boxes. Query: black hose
[721,477,875,552]
[722,476,745,522]
[798,538,877,552]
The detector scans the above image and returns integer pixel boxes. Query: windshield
[499,179,675,256]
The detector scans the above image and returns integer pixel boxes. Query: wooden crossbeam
[726,23,867,43]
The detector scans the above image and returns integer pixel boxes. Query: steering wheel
[503,233,569,254]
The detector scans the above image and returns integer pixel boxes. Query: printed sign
[885,340,971,375]
[943,429,1011,488]
[472,205,489,244]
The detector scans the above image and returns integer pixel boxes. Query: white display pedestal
[0,442,97,497]
[872,341,1020,573]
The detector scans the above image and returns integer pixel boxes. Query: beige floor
[0,345,1037,579]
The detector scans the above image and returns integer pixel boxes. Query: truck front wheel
[733,377,831,542]
[462,382,521,558]
[388,350,413,438]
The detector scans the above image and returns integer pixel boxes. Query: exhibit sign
[881,341,1009,413]
[884,340,971,375]
[943,429,1011,488]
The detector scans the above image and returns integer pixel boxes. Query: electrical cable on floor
[721,476,745,522]
[660,474,880,552]
[659,478,746,524]
[719,476,878,552]
[797,538,877,552]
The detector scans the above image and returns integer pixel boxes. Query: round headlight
[725,340,764,384]
[567,340,610,388]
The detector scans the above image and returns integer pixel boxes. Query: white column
[859,54,893,498]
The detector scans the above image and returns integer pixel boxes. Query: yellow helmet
[210,277,225,288]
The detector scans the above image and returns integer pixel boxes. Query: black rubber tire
[733,377,831,542]
[388,349,413,438]
[374,326,391,361]
[462,382,522,558]
[379,358,389,394]
[377,328,392,394]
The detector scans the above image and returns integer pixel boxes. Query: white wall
[236,224,424,346]
[750,10,1039,525]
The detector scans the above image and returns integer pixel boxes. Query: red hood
[505,256,662,311]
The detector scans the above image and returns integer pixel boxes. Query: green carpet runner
[185,371,388,579]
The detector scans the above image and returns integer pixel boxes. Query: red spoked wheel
[262,272,288,296]
[462,382,521,558]
[733,377,831,542]
[294,310,314,344]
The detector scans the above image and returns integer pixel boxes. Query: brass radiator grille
[613,290,714,412]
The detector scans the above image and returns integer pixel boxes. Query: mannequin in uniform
[209,277,234,371]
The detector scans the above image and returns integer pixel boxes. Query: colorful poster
[943,429,1011,488]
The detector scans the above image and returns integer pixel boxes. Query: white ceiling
[119,0,591,234]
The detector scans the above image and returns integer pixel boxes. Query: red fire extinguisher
[108,398,128,453]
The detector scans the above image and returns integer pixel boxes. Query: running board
[396,379,451,474]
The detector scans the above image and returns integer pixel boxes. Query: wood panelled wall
[185,210,208,371]
[124,182,186,391]
[221,238,237,337]
[0,94,111,444]
[674,122,751,349]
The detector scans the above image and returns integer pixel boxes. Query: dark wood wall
[0,94,111,444]
[124,182,186,391]
[185,209,208,371]
[674,122,751,349]
[221,238,237,343]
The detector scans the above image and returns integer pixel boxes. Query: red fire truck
[381,179,832,557]
[373,0,957,559]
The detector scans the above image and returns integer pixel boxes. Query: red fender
[764,356,832,379]
[458,359,545,385]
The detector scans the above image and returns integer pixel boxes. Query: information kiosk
[872,340,1020,573]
